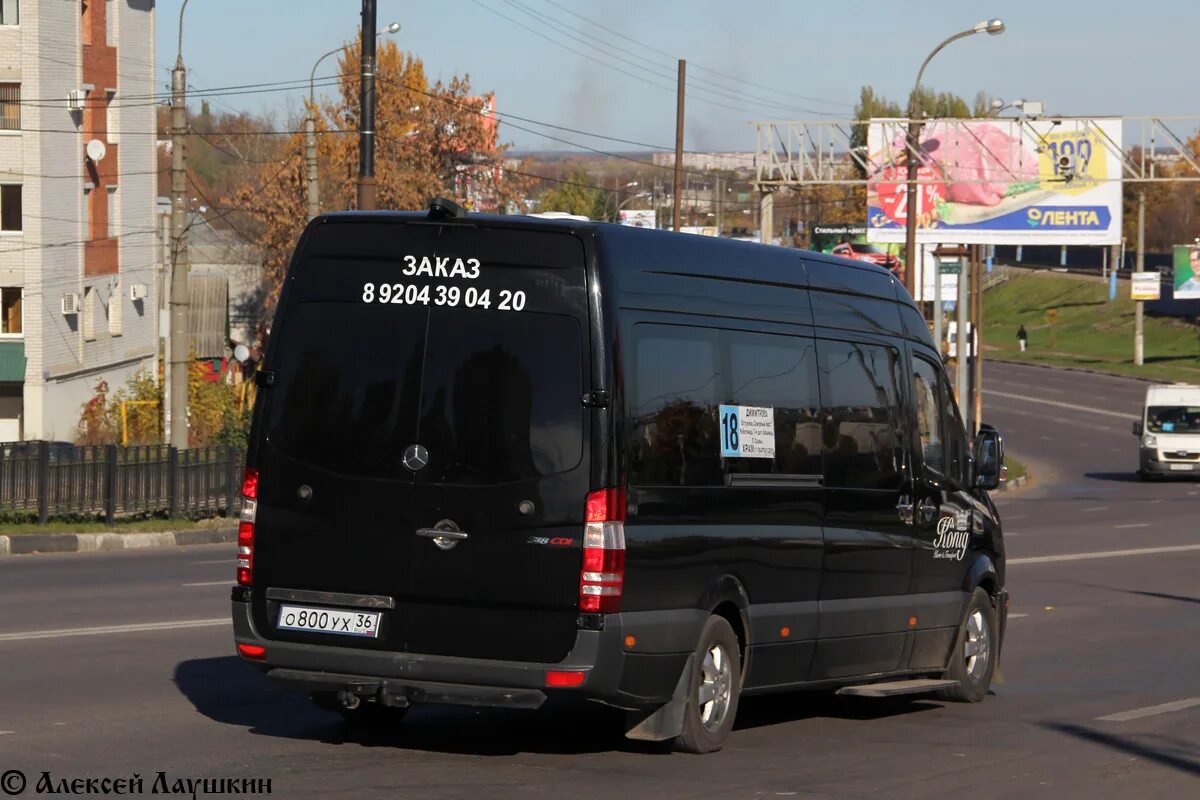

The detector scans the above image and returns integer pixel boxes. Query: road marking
[1082,506,1109,512]
[1114,523,1151,529]
[1008,613,1029,619]
[181,580,230,587]
[985,390,1136,420]
[1096,698,1200,722]
[192,559,231,565]
[0,618,228,642]
[0,731,13,735]
[1009,544,1200,565]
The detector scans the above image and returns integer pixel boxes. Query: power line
[538,0,851,110]
[500,0,842,117]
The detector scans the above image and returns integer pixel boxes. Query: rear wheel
[310,692,408,726]
[941,587,997,703]
[673,615,741,754]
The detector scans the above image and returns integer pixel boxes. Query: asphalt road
[1,361,1197,799]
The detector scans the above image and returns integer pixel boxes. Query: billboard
[1174,245,1200,300]
[619,209,656,229]
[867,118,1122,245]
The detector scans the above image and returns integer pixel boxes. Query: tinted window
[725,331,822,476]
[267,303,583,482]
[942,379,971,487]
[629,325,721,487]
[628,324,821,486]
[912,356,946,474]
[818,340,903,490]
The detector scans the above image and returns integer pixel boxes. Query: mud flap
[623,654,693,742]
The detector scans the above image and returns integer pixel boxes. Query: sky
[156,0,1200,154]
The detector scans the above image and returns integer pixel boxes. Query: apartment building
[0,0,159,441]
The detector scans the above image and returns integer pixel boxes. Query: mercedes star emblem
[403,443,429,472]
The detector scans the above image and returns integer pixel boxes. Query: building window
[107,280,121,336]
[0,287,21,335]
[106,185,117,239]
[105,0,115,46]
[0,83,19,131]
[82,187,90,236]
[0,0,18,26]
[0,185,20,232]
[106,90,118,143]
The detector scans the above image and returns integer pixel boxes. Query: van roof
[1146,383,1200,403]
[316,209,901,284]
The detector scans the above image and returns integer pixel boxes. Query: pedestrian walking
[1017,324,1028,352]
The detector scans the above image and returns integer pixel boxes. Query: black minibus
[232,200,1007,753]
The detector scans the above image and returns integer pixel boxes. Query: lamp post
[903,18,1005,298]
[307,22,400,220]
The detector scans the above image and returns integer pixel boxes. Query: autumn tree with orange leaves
[232,37,528,340]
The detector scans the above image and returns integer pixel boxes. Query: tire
[673,615,742,754]
[310,692,409,726]
[941,587,998,703]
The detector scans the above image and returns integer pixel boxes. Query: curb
[0,528,236,557]
[986,356,1165,385]
[996,474,1029,493]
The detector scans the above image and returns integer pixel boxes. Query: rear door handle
[416,528,468,539]
[917,498,939,524]
[416,528,469,551]
[896,495,914,525]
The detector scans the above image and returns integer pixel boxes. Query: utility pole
[715,174,723,236]
[306,116,319,219]
[356,0,378,211]
[672,59,685,232]
[931,245,943,355]
[168,1,191,449]
[1135,190,1145,366]
[971,245,984,434]
[956,244,970,425]
[903,115,921,299]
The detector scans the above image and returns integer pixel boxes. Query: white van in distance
[1133,383,1200,478]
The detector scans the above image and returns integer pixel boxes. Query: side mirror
[973,423,1004,490]
[1132,420,1143,436]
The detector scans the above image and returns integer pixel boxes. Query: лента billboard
[867,118,1122,245]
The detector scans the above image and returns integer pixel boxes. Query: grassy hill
[982,271,1200,383]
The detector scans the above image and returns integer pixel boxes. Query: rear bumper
[231,592,700,711]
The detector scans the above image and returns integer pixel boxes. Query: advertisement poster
[1131,272,1162,301]
[1174,245,1200,299]
[866,118,1123,245]
[618,209,656,228]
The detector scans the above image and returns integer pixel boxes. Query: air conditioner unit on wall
[129,283,148,301]
[67,90,85,112]
[62,293,80,315]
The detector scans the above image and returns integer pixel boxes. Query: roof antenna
[428,197,467,220]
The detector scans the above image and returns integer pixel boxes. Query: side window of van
[941,380,972,487]
[629,325,722,486]
[912,356,947,474]
[628,324,823,485]
[724,330,822,477]
[817,341,904,490]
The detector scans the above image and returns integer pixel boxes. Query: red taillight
[237,643,266,660]
[241,466,259,499]
[237,467,258,586]
[545,670,586,687]
[579,488,626,613]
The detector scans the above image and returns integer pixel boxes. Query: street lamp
[306,22,401,219]
[903,18,1005,297]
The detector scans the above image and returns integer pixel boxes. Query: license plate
[277,605,380,638]
[1169,463,1195,471]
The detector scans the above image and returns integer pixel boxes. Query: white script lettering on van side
[932,515,969,561]
[402,255,481,279]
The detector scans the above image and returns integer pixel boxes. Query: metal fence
[0,442,244,524]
